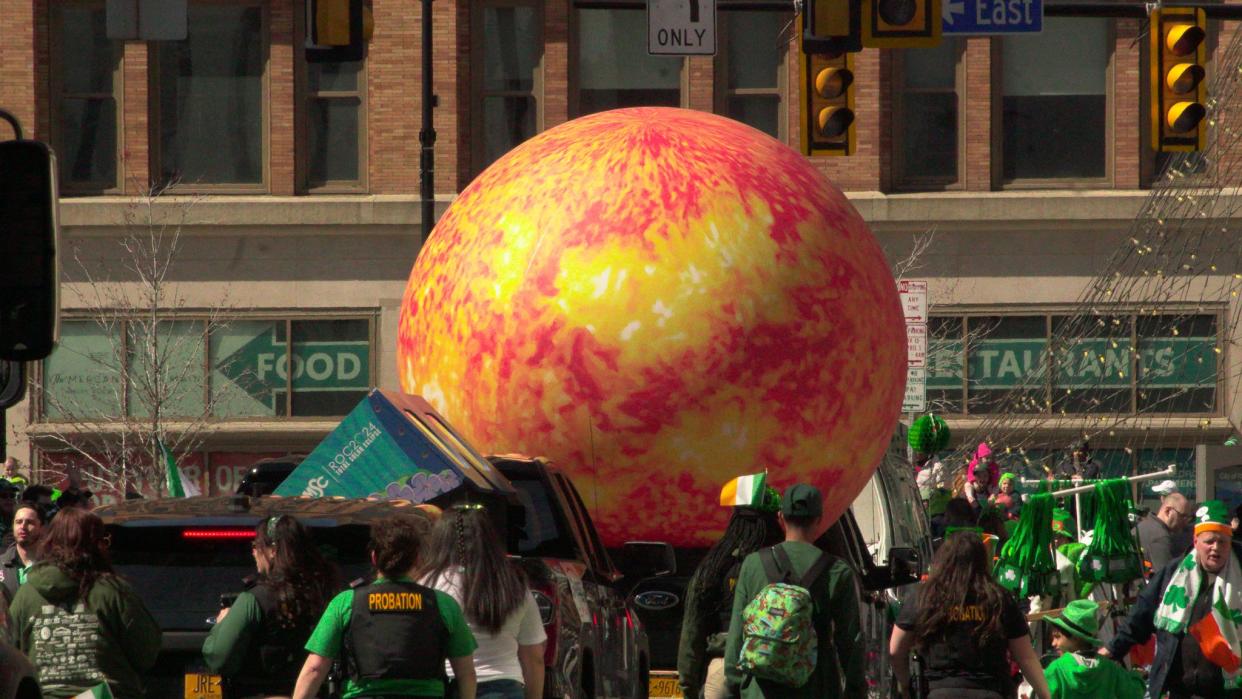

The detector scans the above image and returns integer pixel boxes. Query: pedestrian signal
[800,47,856,157]
[306,0,373,63]
[862,0,941,48]
[1149,7,1207,152]
[804,0,862,54]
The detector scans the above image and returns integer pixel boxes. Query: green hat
[999,472,1017,485]
[908,414,951,454]
[1052,508,1075,536]
[1046,599,1102,647]
[782,484,823,519]
[752,486,781,514]
[1194,500,1233,538]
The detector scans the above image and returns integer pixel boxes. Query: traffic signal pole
[420,0,436,245]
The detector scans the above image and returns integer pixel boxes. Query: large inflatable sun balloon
[398,107,905,547]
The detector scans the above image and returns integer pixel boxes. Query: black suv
[96,495,432,699]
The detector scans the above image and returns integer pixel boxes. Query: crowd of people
[0,473,547,699]
[676,440,1242,699]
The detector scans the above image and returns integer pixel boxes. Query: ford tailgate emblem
[634,590,679,610]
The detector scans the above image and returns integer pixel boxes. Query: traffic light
[800,46,856,156]
[1150,7,1207,152]
[0,139,60,362]
[862,0,941,47]
[804,0,862,54]
[306,0,374,63]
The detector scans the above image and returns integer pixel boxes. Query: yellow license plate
[649,676,681,699]
[184,673,222,699]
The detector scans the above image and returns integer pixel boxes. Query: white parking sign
[648,0,716,55]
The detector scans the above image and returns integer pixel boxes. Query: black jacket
[1107,547,1242,699]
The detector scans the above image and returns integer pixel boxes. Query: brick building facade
[1,0,1239,502]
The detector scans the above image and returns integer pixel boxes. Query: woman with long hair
[889,531,1050,699]
[418,505,546,699]
[203,514,339,699]
[9,507,161,698]
[677,501,782,699]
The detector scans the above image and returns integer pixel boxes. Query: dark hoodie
[8,563,162,698]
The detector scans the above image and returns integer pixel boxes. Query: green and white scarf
[1154,549,1242,685]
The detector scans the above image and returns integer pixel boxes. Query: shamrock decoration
[1004,569,1018,581]
[1163,585,1190,611]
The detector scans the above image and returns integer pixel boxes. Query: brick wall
[0,1,1175,197]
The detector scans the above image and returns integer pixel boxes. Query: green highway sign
[927,336,1216,390]
[217,328,369,406]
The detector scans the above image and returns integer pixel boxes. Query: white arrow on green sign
[217,328,370,407]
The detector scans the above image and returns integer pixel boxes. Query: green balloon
[908,414,950,454]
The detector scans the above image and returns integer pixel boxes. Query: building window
[1002,18,1109,182]
[42,316,373,420]
[715,12,788,140]
[154,2,265,188]
[575,9,683,115]
[927,312,1219,415]
[302,61,366,190]
[893,40,959,187]
[472,0,542,173]
[51,2,121,192]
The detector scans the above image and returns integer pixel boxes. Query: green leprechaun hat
[1046,599,1102,647]
[1194,500,1233,538]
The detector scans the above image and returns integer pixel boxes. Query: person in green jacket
[723,484,865,699]
[8,507,161,699]
[202,514,339,699]
[677,487,782,699]
[1042,599,1143,699]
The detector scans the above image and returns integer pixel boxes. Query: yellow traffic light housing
[1150,7,1207,152]
[800,44,856,157]
[862,0,941,48]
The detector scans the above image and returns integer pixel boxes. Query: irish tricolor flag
[720,473,767,508]
[160,439,201,498]
[1190,595,1242,678]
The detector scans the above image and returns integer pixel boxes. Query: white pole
[1075,492,1084,539]
[1020,465,1178,499]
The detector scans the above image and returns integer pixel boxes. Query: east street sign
[649,0,716,55]
[943,0,1043,34]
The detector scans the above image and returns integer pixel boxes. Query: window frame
[994,20,1116,189]
[712,11,790,143]
[295,0,369,193]
[470,0,545,178]
[148,0,271,194]
[926,306,1225,417]
[49,0,125,195]
[890,39,964,191]
[37,311,378,422]
[569,7,688,119]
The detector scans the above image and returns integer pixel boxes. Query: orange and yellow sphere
[398,108,905,547]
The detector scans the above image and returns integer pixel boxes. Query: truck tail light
[530,583,559,666]
[181,529,255,540]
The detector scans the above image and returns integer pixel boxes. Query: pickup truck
[488,454,653,699]
[628,424,932,699]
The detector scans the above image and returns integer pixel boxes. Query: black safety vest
[346,579,449,682]
[224,582,316,699]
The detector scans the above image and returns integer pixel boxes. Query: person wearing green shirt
[723,484,866,699]
[292,512,478,699]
